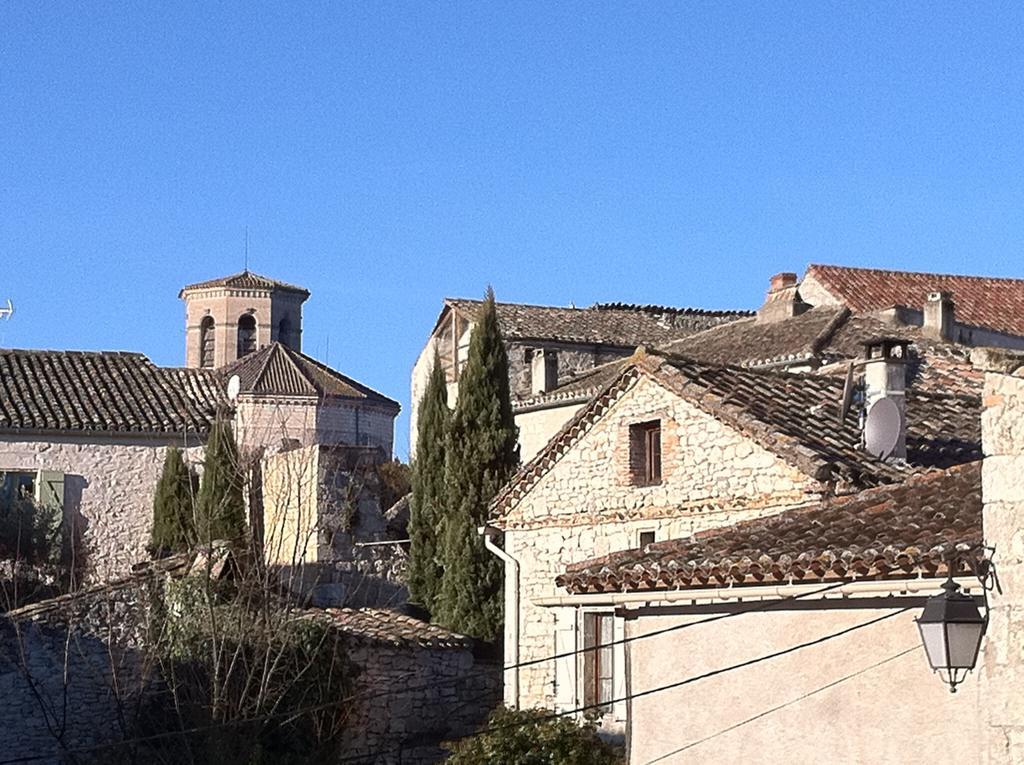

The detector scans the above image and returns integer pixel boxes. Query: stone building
[2,551,497,765]
[410,297,751,459]
[180,270,309,369]
[0,271,400,583]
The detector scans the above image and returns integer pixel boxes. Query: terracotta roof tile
[223,343,400,410]
[305,607,472,649]
[0,349,225,435]
[557,462,983,593]
[179,270,310,297]
[806,264,1024,338]
[492,352,981,515]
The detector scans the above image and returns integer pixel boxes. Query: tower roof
[179,270,310,298]
[223,343,400,411]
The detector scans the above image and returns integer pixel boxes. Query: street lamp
[916,577,987,693]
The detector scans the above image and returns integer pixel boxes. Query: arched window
[237,314,257,358]
[200,316,215,368]
[278,316,292,347]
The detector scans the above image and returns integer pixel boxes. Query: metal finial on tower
[244,226,249,272]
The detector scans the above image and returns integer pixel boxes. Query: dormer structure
[179,270,310,369]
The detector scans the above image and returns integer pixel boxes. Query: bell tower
[179,271,310,368]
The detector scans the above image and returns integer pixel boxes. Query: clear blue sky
[3,2,1023,457]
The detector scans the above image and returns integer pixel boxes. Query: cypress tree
[149,446,197,556]
[436,287,519,641]
[408,351,450,614]
[196,415,247,545]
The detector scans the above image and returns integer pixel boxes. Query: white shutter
[553,607,578,713]
[612,616,627,721]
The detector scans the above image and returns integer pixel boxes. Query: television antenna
[0,299,13,320]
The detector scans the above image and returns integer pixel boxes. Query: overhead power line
[0,583,899,764]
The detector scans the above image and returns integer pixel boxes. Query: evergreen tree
[436,287,519,641]
[196,415,247,545]
[149,446,197,556]
[408,351,450,613]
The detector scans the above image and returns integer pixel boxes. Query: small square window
[629,420,662,485]
[638,530,656,548]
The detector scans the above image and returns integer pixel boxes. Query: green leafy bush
[0,472,62,566]
[447,707,624,765]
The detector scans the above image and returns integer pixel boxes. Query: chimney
[757,272,810,324]
[861,338,908,460]
[530,349,558,395]
[923,291,955,342]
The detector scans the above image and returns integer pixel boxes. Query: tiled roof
[557,462,983,593]
[492,351,981,515]
[806,264,1024,338]
[662,308,849,369]
[179,270,310,297]
[444,298,750,347]
[305,607,472,649]
[661,308,983,397]
[223,343,400,411]
[0,349,225,435]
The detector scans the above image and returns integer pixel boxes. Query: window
[583,613,615,714]
[0,471,36,509]
[200,316,215,368]
[237,314,257,358]
[629,420,662,485]
[638,530,656,548]
[278,316,293,347]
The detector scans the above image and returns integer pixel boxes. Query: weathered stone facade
[980,362,1024,763]
[344,645,500,764]
[0,434,203,582]
[497,374,822,709]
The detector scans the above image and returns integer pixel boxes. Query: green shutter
[36,470,65,511]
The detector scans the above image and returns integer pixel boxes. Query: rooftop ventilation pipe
[861,338,909,461]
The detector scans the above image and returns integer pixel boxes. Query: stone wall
[980,365,1024,762]
[344,647,500,764]
[0,434,203,582]
[505,340,628,402]
[498,374,822,708]
[1,572,157,763]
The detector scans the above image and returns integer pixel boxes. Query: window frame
[629,419,663,486]
[582,611,615,714]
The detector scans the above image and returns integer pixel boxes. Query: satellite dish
[226,374,241,401]
[864,397,903,459]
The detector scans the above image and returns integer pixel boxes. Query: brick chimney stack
[923,290,955,342]
[757,272,809,324]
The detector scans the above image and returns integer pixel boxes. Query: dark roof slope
[0,349,225,435]
[557,461,983,593]
[661,307,982,397]
[179,270,310,297]
[806,264,1024,338]
[444,298,750,347]
[224,343,400,411]
[492,351,981,514]
[303,607,472,649]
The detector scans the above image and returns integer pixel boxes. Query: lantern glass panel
[946,621,985,670]
[918,622,948,670]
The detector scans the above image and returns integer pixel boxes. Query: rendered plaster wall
[625,603,981,764]
[236,397,395,455]
[515,402,585,463]
[981,369,1024,763]
[0,435,202,581]
[499,375,821,708]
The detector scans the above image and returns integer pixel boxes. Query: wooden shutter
[553,608,578,713]
[36,470,64,511]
